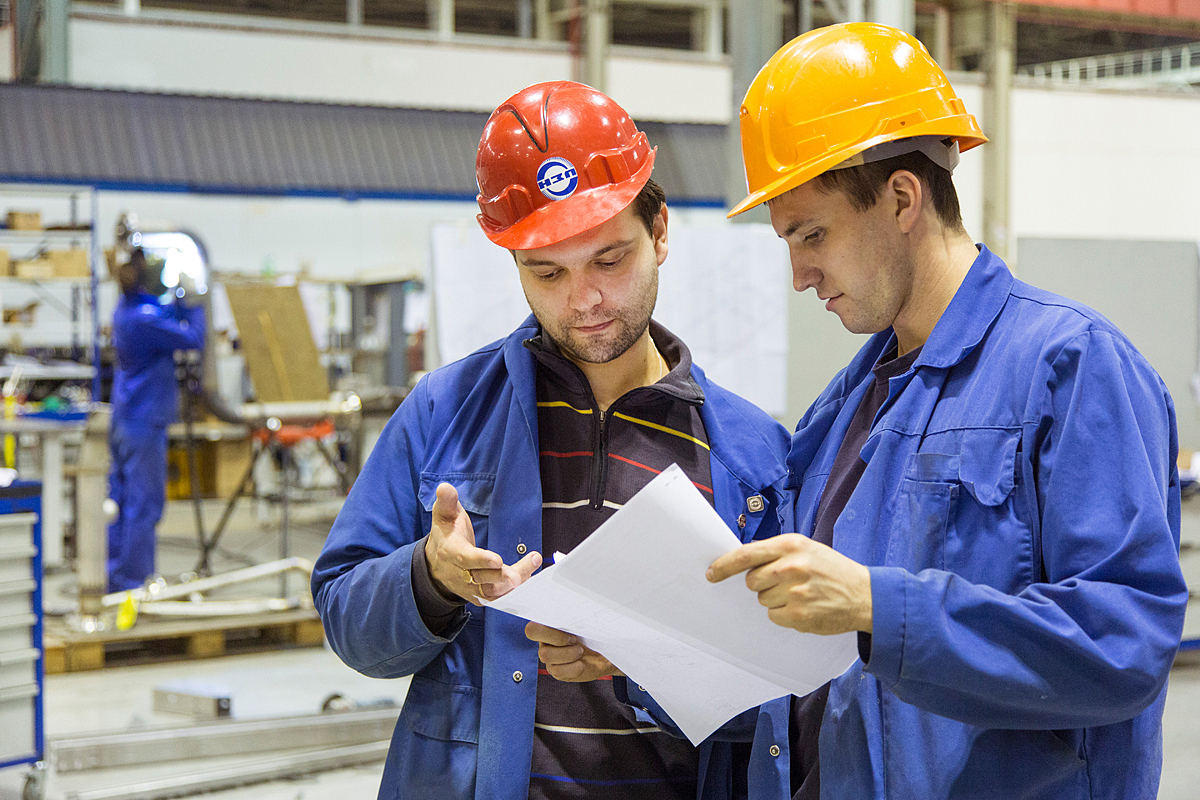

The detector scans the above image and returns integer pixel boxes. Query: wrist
[856,563,874,633]
[419,537,464,604]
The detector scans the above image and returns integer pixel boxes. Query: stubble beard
[536,265,658,365]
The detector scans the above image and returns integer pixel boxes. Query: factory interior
[1,0,1200,798]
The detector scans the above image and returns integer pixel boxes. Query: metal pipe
[134,598,304,616]
[237,396,361,424]
[100,557,314,608]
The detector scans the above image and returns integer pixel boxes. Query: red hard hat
[476,81,657,250]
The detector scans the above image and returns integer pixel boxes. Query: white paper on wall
[655,223,789,417]
[430,220,790,416]
[430,222,531,364]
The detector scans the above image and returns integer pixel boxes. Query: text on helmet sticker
[537,157,579,200]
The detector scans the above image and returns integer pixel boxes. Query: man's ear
[888,170,923,234]
[653,205,669,267]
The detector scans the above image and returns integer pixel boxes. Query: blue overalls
[107,290,204,592]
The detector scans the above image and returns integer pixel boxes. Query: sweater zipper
[590,408,607,510]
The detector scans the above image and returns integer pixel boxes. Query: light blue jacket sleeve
[311,377,467,679]
[866,330,1188,729]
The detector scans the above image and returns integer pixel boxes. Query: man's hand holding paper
[484,464,859,744]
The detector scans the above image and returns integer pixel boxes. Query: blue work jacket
[312,317,794,800]
[111,290,205,426]
[791,246,1188,799]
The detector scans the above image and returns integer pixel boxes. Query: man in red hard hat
[313,81,793,800]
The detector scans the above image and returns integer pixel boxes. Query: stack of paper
[485,464,859,744]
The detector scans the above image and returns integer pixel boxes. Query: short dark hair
[812,151,964,231]
[631,178,666,237]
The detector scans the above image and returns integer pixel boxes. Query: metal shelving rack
[0,183,102,400]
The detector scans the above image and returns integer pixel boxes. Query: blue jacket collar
[913,244,1013,370]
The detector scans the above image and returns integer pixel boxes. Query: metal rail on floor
[51,706,399,772]
[61,741,390,800]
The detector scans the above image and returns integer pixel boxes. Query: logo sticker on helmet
[536,157,579,200]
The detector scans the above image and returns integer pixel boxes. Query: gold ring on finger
[461,568,475,585]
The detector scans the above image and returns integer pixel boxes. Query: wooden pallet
[43,609,325,674]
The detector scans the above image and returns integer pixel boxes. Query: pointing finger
[707,536,804,583]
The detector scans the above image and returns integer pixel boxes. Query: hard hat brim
[480,150,657,251]
[729,127,987,218]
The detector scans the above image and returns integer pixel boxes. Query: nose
[568,273,603,313]
[790,255,820,294]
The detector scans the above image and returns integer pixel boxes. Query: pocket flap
[958,429,1018,507]
[401,675,481,744]
[419,473,496,516]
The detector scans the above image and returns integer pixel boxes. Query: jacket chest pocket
[418,472,496,552]
[886,429,1033,590]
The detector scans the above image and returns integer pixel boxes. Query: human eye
[535,269,561,281]
[803,228,825,245]
[596,252,626,269]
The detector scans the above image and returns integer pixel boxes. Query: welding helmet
[124,247,167,296]
[729,22,987,217]
[476,81,657,250]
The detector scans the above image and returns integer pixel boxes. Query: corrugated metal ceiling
[0,83,726,205]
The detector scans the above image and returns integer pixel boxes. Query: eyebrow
[779,218,817,239]
[518,239,636,268]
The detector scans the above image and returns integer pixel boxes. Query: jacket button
[513,671,523,683]
[769,744,780,757]
[516,543,527,555]
[737,514,747,529]
[747,495,765,513]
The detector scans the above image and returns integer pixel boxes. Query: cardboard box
[5,211,41,231]
[2,301,38,326]
[49,248,89,278]
[0,249,8,277]
[13,258,56,280]
[10,249,89,280]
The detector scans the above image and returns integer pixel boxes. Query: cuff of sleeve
[411,536,467,634]
[861,566,907,689]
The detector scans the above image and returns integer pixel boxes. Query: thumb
[432,483,471,543]
[432,483,460,521]
[511,551,543,584]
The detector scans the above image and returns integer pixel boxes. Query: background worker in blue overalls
[107,246,205,593]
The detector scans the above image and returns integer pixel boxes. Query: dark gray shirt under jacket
[790,344,922,800]
[410,320,711,799]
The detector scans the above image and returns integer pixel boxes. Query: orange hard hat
[729,22,987,217]
[476,81,657,250]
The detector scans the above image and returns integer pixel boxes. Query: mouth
[823,294,842,312]
[575,320,614,335]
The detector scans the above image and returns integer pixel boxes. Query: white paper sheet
[485,464,860,744]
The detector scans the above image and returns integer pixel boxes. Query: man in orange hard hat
[313,81,793,800]
[707,22,1187,799]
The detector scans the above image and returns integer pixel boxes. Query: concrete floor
[1,495,1198,799]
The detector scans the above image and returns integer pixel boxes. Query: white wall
[1012,83,1200,248]
[69,8,730,123]
[54,8,1200,426]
